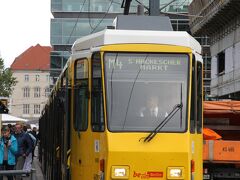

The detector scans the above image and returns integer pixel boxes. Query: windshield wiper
[143,103,183,142]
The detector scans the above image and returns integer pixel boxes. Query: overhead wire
[159,0,178,11]
[159,0,203,18]
[88,0,95,31]
[170,0,188,11]
[90,0,114,33]
[65,0,88,52]
[113,0,137,7]
[170,0,203,18]
[65,0,193,52]
[66,0,197,54]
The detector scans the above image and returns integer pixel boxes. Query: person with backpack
[29,127,37,160]
[22,124,35,173]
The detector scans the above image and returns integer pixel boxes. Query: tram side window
[91,53,104,132]
[190,55,196,133]
[74,59,89,131]
[197,62,203,133]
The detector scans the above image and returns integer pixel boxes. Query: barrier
[0,169,36,180]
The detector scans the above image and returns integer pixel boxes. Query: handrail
[0,168,36,180]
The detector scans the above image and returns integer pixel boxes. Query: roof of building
[11,44,52,71]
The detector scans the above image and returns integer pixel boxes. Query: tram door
[71,53,105,179]
[71,58,92,179]
[91,53,105,179]
[61,70,71,180]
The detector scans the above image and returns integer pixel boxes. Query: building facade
[189,0,240,99]
[50,0,193,82]
[10,44,52,123]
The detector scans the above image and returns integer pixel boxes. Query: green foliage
[0,58,17,97]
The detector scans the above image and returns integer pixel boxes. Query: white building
[10,44,52,123]
[189,0,240,99]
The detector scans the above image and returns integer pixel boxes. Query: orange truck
[203,101,240,179]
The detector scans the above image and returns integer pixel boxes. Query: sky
[0,0,52,68]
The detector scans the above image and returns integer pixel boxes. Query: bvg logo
[133,171,163,179]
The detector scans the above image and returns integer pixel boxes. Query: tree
[0,58,17,97]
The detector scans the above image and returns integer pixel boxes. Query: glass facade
[51,18,113,45]
[52,0,127,13]
[50,51,69,69]
[51,0,192,13]
[51,18,190,45]
[160,0,192,13]
[50,0,193,82]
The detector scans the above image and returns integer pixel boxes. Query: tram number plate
[203,174,210,179]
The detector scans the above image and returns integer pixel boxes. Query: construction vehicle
[203,101,240,179]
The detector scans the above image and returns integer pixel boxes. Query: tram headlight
[167,167,184,179]
[111,166,129,179]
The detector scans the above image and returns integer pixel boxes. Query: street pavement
[32,157,44,180]
[20,157,44,180]
[25,146,45,180]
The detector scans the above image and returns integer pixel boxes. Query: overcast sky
[0,0,52,68]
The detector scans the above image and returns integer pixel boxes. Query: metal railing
[189,0,231,33]
[0,169,36,180]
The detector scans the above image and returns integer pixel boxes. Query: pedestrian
[29,127,38,160]
[0,126,18,180]
[14,122,33,180]
[22,125,36,172]
[30,127,37,140]
[7,124,14,135]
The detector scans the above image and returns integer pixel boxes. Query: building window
[23,104,30,114]
[34,87,41,97]
[35,75,40,82]
[24,74,29,82]
[45,87,50,97]
[23,87,30,98]
[218,51,225,75]
[34,104,40,114]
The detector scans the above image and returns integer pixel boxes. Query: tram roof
[72,29,201,54]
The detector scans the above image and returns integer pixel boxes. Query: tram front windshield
[104,52,189,132]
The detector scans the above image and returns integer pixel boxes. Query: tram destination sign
[106,53,188,72]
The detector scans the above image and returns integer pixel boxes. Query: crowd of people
[0,122,38,180]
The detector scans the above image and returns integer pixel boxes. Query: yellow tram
[39,16,203,180]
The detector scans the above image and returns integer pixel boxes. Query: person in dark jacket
[14,122,33,180]
[29,127,38,159]
[0,126,18,180]
[22,125,35,172]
